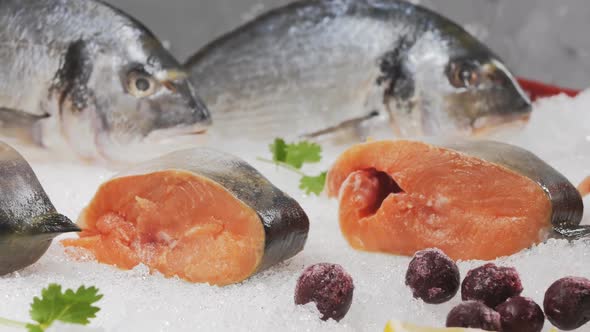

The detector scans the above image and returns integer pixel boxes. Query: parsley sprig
[258,138,327,195]
[0,284,102,332]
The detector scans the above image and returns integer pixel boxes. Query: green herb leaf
[299,172,327,196]
[285,141,322,169]
[269,138,288,162]
[263,138,327,195]
[29,284,103,330]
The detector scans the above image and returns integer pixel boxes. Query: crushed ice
[0,91,589,331]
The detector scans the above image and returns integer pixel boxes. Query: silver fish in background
[186,0,531,141]
[0,0,211,162]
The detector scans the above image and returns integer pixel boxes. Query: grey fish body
[0,141,79,275]
[186,0,531,141]
[115,148,310,273]
[0,0,210,161]
[187,1,392,140]
[441,140,583,234]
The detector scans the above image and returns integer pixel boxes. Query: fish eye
[126,70,160,98]
[136,78,150,91]
[448,62,480,88]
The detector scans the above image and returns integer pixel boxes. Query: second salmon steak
[327,140,585,260]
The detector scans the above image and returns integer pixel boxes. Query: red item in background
[517,78,581,102]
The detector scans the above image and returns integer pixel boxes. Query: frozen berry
[446,301,502,330]
[543,276,590,330]
[294,263,354,321]
[461,263,523,308]
[496,296,544,332]
[405,248,460,304]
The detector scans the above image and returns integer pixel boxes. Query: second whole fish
[186,0,531,141]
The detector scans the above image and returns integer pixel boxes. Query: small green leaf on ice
[263,138,327,195]
[0,284,103,332]
[285,141,322,169]
[29,284,103,330]
[269,138,288,162]
[300,172,327,196]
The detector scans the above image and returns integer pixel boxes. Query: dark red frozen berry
[294,263,354,321]
[461,263,523,308]
[446,301,502,331]
[405,248,460,304]
[543,276,590,330]
[496,296,544,332]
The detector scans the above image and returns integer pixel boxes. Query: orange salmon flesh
[326,140,552,260]
[63,170,266,286]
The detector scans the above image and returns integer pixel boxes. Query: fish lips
[144,124,209,143]
[471,112,532,136]
[139,86,212,142]
[174,82,212,129]
[474,91,533,135]
[446,82,533,136]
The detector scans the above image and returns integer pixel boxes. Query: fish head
[383,30,531,137]
[441,55,532,135]
[115,63,212,141]
[58,32,211,161]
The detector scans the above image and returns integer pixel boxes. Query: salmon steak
[63,148,309,285]
[326,140,585,260]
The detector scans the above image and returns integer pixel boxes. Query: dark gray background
[106,0,590,89]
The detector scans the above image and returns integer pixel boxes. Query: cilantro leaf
[29,284,103,330]
[262,138,327,195]
[269,138,288,162]
[285,141,322,169]
[299,172,327,196]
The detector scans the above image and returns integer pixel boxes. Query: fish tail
[29,213,80,235]
[553,226,590,241]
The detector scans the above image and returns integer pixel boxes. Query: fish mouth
[471,113,531,136]
[144,125,209,143]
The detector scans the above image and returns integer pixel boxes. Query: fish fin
[553,226,590,241]
[51,39,94,114]
[28,213,80,235]
[301,111,380,139]
[0,108,48,144]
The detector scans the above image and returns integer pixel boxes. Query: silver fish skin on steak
[0,0,211,161]
[186,0,531,141]
[438,139,585,237]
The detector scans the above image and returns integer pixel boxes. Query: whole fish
[0,0,211,161]
[0,141,79,275]
[186,0,531,141]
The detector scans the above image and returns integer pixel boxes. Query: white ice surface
[2,92,590,331]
